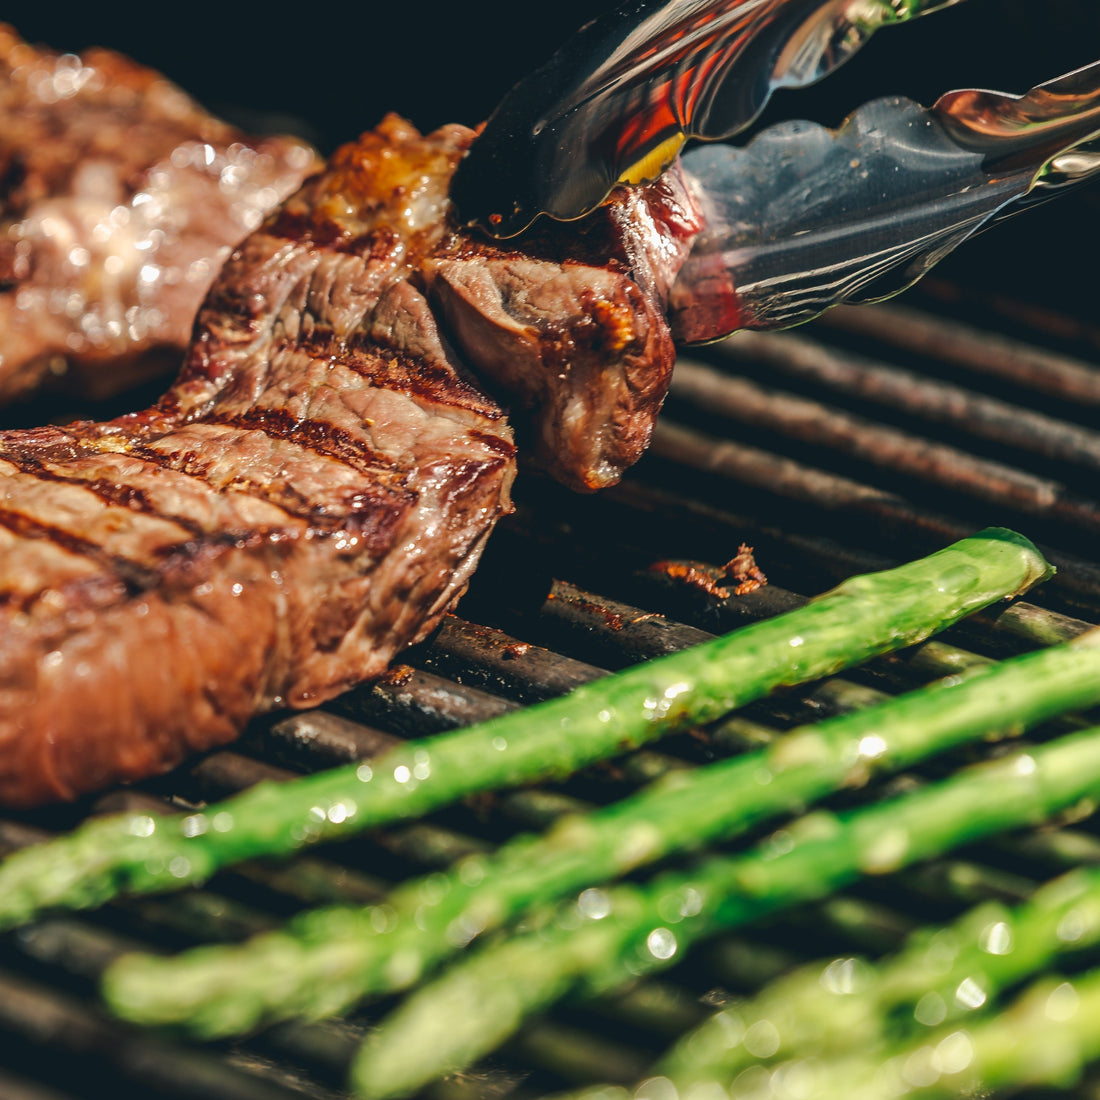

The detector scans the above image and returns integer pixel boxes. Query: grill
[5,235,1100,1098]
[5,6,1100,1089]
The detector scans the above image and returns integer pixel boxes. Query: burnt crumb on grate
[648,544,767,601]
[721,543,768,595]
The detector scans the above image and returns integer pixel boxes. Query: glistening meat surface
[0,115,699,808]
[0,25,319,404]
[423,166,701,491]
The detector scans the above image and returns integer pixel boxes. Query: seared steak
[0,114,696,808]
[424,168,700,491]
[0,25,319,404]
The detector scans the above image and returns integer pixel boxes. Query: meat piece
[424,167,702,490]
[0,114,695,808]
[0,118,513,807]
[0,25,319,404]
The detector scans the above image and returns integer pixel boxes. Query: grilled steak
[0,114,696,808]
[0,25,319,404]
[423,167,701,491]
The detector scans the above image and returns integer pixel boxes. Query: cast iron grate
[4,274,1100,1099]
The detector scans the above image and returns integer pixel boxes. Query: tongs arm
[670,60,1100,343]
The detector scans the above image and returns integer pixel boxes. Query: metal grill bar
[670,357,1097,530]
[711,330,1100,474]
[822,301,1100,407]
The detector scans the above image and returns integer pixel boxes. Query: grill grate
[5,272,1100,1099]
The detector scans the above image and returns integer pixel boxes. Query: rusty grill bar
[5,271,1100,1100]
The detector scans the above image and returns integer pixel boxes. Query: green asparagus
[349,722,1100,1098]
[568,962,1100,1100]
[657,861,1100,1088]
[104,627,1100,1036]
[0,529,1048,929]
[731,965,1100,1100]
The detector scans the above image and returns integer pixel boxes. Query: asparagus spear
[103,628,1100,1036]
[571,963,1100,1100]
[349,720,1100,1099]
[657,861,1100,1089]
[738,965,1100,1100]
[0,529,1048,930]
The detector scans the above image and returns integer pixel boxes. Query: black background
[11,1,1098,151]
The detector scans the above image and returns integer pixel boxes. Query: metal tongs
[451,0,1100,343]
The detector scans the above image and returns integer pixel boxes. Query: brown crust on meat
[0,24,319,403]
[0,112,696,807]
[0,119,514,807]
[421,161,700,491]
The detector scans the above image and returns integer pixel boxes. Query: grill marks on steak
[0,118,515,806]
[0,25,319,404]
[0,113,696,807]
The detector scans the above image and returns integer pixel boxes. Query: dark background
[9,1,1100,313]
[11,1,1099,152]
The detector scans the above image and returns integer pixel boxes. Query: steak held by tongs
[0,114,697,808]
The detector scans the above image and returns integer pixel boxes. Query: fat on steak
[0,25,319,403]
[0,114,698,808]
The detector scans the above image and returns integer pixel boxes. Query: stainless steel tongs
[450,0,1100,343]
